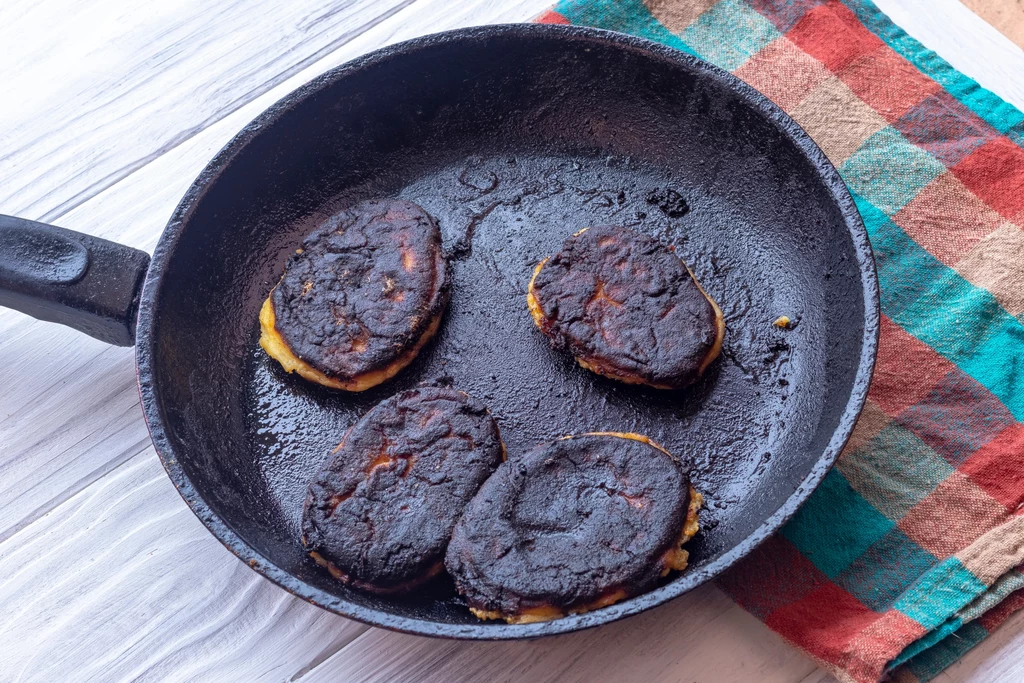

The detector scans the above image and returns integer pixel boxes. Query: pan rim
[135,22,880,640]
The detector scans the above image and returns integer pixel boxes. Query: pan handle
[0,215,150,346]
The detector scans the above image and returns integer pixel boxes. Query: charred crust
[268,199,450,384]
[645,187,690,218]
[528,226,722,389]
[301,386,504,593]
[445,433,694,621]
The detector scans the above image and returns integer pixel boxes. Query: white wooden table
[3,1,1024,681]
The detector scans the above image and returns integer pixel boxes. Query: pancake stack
[446,433,701,623]
[302,386,504,594]
[528,225,724,389]
[260,199,450,391]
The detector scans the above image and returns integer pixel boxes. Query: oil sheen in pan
[244,150,816,615]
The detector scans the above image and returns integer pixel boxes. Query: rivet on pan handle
[0,215,150,346]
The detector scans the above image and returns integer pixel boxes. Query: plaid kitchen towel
[536,1,1024,681]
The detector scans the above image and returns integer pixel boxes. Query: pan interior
[145,28,871,634]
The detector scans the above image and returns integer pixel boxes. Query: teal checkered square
[840,126,946,216]
[894,558,986,629]
[681,0,780,71]
[901,622,988,681]
[781,469,895,579]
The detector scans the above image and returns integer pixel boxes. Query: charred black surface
[645,188,690,218]
[531,226,719,388]
[446,434,691,618]
[271,199,449,380]
[302,386,503,593]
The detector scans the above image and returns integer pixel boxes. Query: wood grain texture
[0,0,430,543]
[0,0,416,222]
[3,0,1024,681]
[961,0,1024,50]
[0,451,365,682]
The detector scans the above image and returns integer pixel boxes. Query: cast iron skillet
[0,24,878,638]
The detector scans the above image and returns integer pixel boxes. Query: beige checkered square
[789,76,888,166]
[644,0,718,32]
[898,471,1008,558]
[840,400,891,457]
[955,221,1024,316]
[894,172,1004,267]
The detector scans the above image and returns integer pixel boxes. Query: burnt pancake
[446,432,702,623]
[527,226,724,389]
[260,199,450,391]
[301,386,505,594]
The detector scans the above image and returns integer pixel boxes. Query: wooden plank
[0,450,366,682]
[0,338,145,542]
[797,671,836,683]
[300,586,818,683]
[0,0,415,222]
[0,0,553,542]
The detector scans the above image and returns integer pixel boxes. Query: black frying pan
[0,24,878,639]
